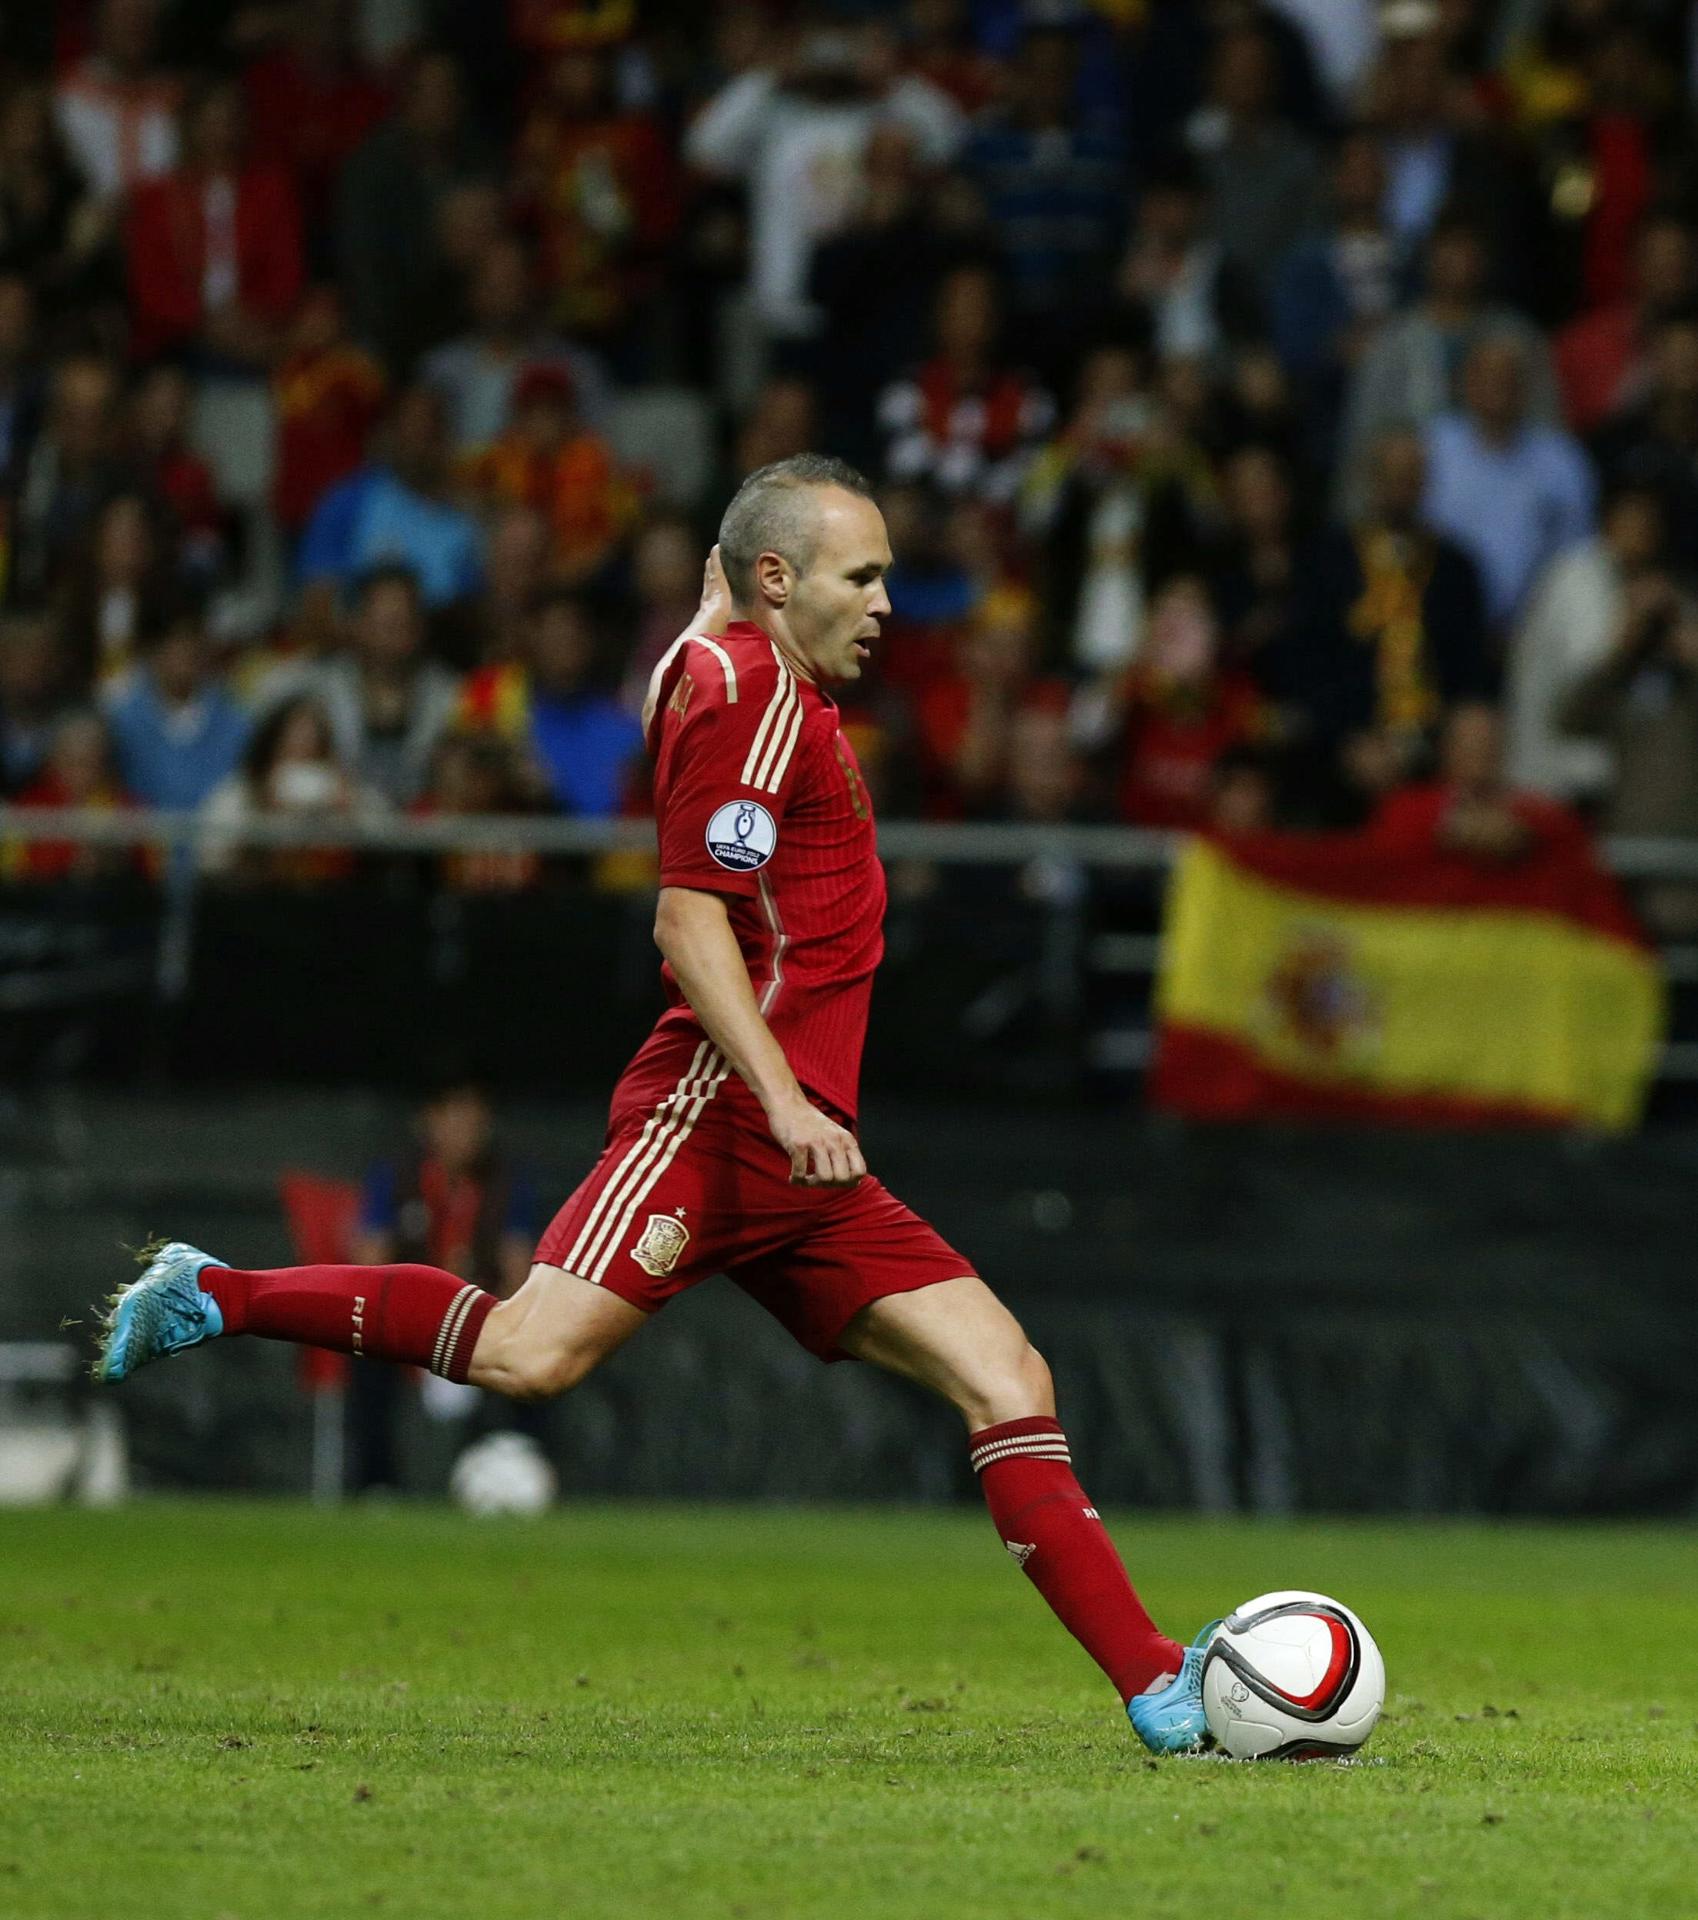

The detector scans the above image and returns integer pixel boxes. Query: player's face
[787,491,892,683]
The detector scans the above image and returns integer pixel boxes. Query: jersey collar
[725,620,818,687]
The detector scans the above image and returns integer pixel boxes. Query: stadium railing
[5,806,1698,1082]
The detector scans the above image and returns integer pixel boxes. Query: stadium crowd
[3,0,1698,915]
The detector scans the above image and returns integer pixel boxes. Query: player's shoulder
[681,624,793,714]
[672,624,833,723]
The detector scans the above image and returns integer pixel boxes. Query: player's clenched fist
[767,1097,866,1188]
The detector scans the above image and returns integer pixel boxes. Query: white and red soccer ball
[1201,1590,1386,1760]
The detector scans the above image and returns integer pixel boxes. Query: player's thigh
[837,1273,1055,1429]
[472,1263,649,1399]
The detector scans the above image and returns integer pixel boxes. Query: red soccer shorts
[534,1068,975,1360]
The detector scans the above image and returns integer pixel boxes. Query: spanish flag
[1152,804,1664,1131]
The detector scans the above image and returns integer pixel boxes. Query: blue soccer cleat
[1127,1619,1224,1755]
[94,1241,226,1383]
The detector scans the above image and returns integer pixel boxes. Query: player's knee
[503,1341,595,1402]
[961,1337,1055,1428]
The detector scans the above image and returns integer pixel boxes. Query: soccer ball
[1201,1590,1385,1760]
[448,1432,558,1517]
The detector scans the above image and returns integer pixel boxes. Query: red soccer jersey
[616,622,885,1125]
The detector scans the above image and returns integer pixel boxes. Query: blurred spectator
[1270,130,1399,461]
[122,362,225,576]
[270,286,386,538]
[1285,425,1492,813]
[1112,153,1261,365]
[1517,14,1667,318]
[102,606,250,808]
[0,81,110,315]
[1204,442,1302,685]
[1075,573,1262,830]
[908,585,1049,819]
[686,16,963,342]
[278,563,461,807]
[0,708,139,883]
[962,23,1126,332]
[55,488,177,688]
[415,733,541,893]
[1363,0,1548,299]
[0,612,69,794]
[456,584,641,817]
[1555,211,1696,435]
[198,690,388,884]
[808,122,961,465]
[1209,739,1279,836]
[1336,215,1562,520]
[1422,332,1596,631]
[421,233,613,457]
[734,374,819,484]
[335,48,489,373]
[878,263,1055,503]
[1591,313,1698,560]
[125,75,305,368]
[1370,701,1587,868]
[13,352,123,601]
[622,509,707,705]
[880,480,977,636]
[0,274,42,488]
[1000,697,1090,909]
[1560,572,1698,934]
[461,363,636,584]
[54,0,181,203]
[903,0,1002,116]
[240,0,394,261]
[1507,480,1665,803]
[1020,339,1213,673]
[349,1076,537,1491]
[1185,18,1320,299]
[509,44,678,349]
[297,384,483,610]
[1264,0,1379,113]
[468,503,550,671]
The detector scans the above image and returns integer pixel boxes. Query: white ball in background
[448,1432,559,1518]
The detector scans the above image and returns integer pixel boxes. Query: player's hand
[696,543,732,635]
[768,1096,866,1188]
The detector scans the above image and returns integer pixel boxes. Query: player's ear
[754,550,790,607]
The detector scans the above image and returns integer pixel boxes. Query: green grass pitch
[2,1503,1694,1920]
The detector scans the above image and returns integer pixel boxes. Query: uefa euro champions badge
[631,1213,691,1276]
[705,799,777,872]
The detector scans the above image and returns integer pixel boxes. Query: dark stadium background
[3,0,1697,1515]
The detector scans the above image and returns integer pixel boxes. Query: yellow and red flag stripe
[1151,823,1664,1132]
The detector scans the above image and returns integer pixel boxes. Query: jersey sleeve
[655,648,807,898]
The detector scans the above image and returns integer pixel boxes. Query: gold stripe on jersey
[752,672,805,794]
[692,635,738,704]
[563,1042,710,1274]
[740,649,796,786]
[569,1045,720,1279]
[586,1052,731,1283]
[756,871,788,1017]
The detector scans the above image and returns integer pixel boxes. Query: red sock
[204,1264,496,1384]
[971,1416,1183,1702]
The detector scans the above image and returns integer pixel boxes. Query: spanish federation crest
[631,1213,691,1277]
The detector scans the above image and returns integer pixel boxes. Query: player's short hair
[717,453,874,604]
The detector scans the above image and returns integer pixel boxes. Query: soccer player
[95,455,1218,1752]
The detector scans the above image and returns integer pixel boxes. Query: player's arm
[654,885,865,1189]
